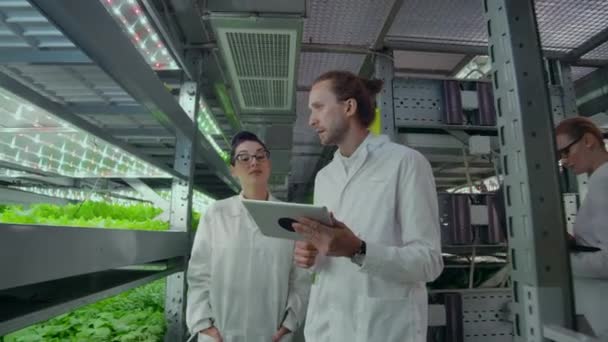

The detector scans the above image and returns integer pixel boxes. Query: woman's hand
[272,326,292,342]
[200,326,223,342]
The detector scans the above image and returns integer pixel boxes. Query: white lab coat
[304,134,444,342]
[571,162,608,339]
[186,195,311,342]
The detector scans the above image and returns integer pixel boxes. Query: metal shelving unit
[1,0,607,341]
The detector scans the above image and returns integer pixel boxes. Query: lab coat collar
[332,133,389,181]
[238,191,277,202]
[332,133,389,160]
[225,191,276,216]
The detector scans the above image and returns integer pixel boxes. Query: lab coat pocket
[357,298,416,342]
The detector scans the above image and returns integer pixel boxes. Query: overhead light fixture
[454,56,491,80]
[0,87,171,178]
[100,0,179,70]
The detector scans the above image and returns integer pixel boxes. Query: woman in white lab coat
[555,117,608,339]
[186,131,310,342]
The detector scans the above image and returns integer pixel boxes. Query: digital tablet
[241,199,332,241]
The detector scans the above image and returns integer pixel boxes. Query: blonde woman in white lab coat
[186,131,310,342]
[293,70,444,342]
[556,117,608,339]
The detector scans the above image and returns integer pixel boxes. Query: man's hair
[229,131,269,165]
[313,70,383,127]
[555,117,606,151]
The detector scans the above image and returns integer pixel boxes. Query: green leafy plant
[0,201,205,341]
[4,280,166,342]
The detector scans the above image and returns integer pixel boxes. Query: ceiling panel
[298,52,366,86]
[303,0,396,46]
[388,0,608,53]
[535,0,608,51]
[570,66,597,81]
[387,0,486,46]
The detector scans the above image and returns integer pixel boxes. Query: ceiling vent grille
[212,18,302,113]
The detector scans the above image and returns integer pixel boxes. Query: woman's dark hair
[556,117,606,151]
[313,70,383,127]
[229,131,269,165]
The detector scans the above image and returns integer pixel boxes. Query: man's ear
[344,98,358,118]
[583,133,597,149]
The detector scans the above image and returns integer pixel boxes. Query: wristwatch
[350,240,367,266]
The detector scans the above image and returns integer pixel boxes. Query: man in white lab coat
[293,70,444,342]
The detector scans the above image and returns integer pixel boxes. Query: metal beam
[68,104,147,115]
[385,37,490,55]
[450,55,477,76]
[359,0,406,76]
[0,48,90,64]
[0,187,71,206]
[485,0,574,340]
[124,178,170,221]
[565,26,608,62]
[164,82,197,341]
[107,127,174,138]
[0,72,185,180]
[543,324,601,342]
[28,0,235,189]
[301,43,371,54]
[386,37,564,60]
[394,67,451,76]
[0,11,38,48]
[0,224,188,290]
[140,0,195,80]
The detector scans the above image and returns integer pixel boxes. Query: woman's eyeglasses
[557,135,582,160]
[234,151,270,164]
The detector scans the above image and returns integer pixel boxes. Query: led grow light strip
[100,0,179,70]
[0,87,171,178]
[197,98,229,161]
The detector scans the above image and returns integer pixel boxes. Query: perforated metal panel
[582,40,608,60]
[462,289,513,342]
[227,31,291,108]
[387,0,486,46]
[387,0,608,53]
[298,52,366,86]
[569,66,598,81]
[303,0,395,46]
[393,78,444,126]
[535,0,608,51]
[212,17,301,112]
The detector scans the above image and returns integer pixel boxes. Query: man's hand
[293,214,361,257]
[294,240,318,268]
[200,326,222,342]
[272,326,291,342]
